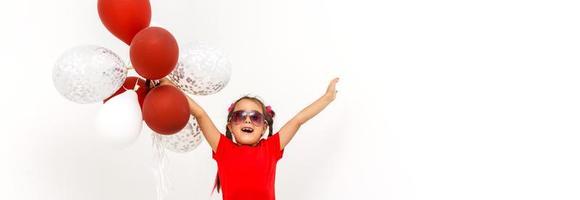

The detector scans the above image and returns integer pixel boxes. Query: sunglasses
[229,110,267,126]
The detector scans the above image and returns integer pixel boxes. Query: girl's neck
[234,141,260,147]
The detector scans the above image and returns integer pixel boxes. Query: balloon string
[152,133,171,200]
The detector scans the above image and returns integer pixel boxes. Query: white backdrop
[1,0,579,199]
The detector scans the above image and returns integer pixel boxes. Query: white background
[1,0,579,199]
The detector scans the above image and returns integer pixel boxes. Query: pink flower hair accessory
[227,102,236,113]
[265,105,275,118]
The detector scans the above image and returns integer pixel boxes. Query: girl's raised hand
[324,77,339,101]
[278,77,340,150]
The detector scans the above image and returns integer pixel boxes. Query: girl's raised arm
[278,77,339,150]
[159,78,222,152]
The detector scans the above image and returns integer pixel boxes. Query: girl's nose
[244,116,252,124]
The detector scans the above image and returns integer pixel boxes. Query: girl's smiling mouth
[241,127,254,133]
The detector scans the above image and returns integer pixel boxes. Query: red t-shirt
[212,132,284,200]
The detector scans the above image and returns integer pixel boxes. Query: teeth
[241,127,254,132]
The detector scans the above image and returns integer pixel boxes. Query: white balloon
[154,116,203,153]
[95,90,143,147]
[53,45,127,104]
[168,42,232,96]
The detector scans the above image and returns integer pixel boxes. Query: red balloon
[130,27,179,80]
[103,76,150,109]
[98,0,151,45]
[143,85,190,135]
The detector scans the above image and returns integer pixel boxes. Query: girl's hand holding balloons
[159,77,176,87]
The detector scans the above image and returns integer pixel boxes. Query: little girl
[158,77,339,200]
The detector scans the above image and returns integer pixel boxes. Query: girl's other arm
[278,77,339,150]
[159,78,222,152]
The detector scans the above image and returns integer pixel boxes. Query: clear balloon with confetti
[168,42,232,96]
[154,116,203,153]
[53,45,127,104]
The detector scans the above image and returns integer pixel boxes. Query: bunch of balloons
[52,0,231,152]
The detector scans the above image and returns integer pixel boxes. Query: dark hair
[214,95,275,193]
